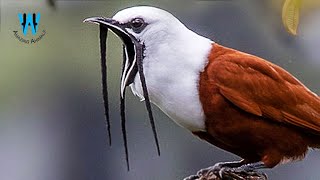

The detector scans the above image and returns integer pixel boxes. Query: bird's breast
[130,67,206,132]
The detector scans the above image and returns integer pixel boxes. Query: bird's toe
[183,174,199,180]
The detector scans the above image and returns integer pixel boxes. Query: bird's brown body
[196,43,320,168]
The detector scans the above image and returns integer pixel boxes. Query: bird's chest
[130,62,206,131]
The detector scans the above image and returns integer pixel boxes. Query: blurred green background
[0,0,319,180]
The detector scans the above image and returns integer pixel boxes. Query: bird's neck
[130,29,213,131]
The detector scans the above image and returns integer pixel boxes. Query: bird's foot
[183,165,221,180]
[184,161,267,180]
[218,166,267,180]
[183,161,244,180]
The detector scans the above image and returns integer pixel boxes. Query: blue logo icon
[18,13,40,36]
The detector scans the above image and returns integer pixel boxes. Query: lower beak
[84,17,138,97]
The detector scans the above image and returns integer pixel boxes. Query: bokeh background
[0,0,319,180]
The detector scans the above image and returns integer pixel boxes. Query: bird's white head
[85,6,212,131]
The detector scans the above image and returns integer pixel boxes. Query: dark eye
[131,18,144,28]
[130,18,146,33]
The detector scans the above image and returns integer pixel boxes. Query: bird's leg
[234,161,266,172]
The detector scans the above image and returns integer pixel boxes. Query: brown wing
[208,44,320,134]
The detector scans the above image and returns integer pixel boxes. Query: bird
[84,6,320,179]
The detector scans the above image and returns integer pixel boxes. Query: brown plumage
[196,43,320,168]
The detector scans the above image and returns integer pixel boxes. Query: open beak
[84,16,160,171]
[84,17,139,97]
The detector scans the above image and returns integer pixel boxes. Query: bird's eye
[130,18,146,33]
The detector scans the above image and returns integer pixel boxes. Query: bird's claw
[219,167,267,180]
[183,165,221,180]
[183,174,200,180]
[196,163,225,177]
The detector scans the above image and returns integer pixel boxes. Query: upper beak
[84,17,139,97]
[83,17,115,24]
[84,17,123,34]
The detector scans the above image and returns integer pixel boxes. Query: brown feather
[210,44,320,133]
[197,43,320,167]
